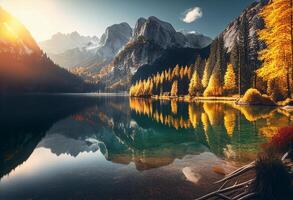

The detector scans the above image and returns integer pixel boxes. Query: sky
[0,0,256,42]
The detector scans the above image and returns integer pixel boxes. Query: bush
[266,126,293,155]
[253,155,293,200]
[237,88,276,106]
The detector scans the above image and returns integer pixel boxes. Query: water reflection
[129,98,292,161]
[0,95,292,200]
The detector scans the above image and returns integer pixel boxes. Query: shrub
[266,126,293,155]
[237,88,276,106]
[253,155,293,200]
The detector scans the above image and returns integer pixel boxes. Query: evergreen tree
[238,12,250,94]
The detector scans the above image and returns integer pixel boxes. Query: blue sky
[0,0,256,41]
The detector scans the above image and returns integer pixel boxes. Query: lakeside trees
[130,0,292,101]
[223,64,237,93]
[257,0,292,99]
[129,64,194,97]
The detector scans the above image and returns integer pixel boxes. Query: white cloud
[182,7,203,23]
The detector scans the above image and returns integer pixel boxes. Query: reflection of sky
[0,145,226,199]
[0,147,106,185]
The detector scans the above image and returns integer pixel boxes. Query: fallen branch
[195,179,254,200]
[215,164,255,183]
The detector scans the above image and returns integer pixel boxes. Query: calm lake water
[0,94,292,200]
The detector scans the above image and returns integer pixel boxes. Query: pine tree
[238,12,250,94]
[171,80,178,96]
[215,34,225,80]
[223,64,237,93]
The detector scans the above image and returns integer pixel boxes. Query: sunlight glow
[0,0,71,41]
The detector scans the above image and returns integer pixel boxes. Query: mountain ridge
[0,7,92,93]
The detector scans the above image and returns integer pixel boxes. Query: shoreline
[152,95,238,102]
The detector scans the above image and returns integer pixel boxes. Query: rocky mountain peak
[96,22,132,59]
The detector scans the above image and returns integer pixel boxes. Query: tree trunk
[287,0,293,98]
[238,50,241,96]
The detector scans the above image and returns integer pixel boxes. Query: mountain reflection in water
[0,95,292,200]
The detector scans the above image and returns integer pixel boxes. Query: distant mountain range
[39,16,212,91]
[1,0,268,93]
[0,7,93,93]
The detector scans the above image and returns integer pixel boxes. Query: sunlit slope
[0,7,88,93]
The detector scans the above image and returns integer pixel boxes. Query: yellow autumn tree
[203,72,223,97]
[172,64,180,78]
[257,0,292,97]
[202,60,210,88]
[187,66,193,80]
[188,69,202,96]
[179,66,185,79]
[171,80,178,96]
[223,64,237,93]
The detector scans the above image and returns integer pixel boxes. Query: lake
[0,94,292,200]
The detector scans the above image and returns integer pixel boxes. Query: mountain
[108,16,212,90]
[39,32,98,54]
[201,0,269,95]
[44,22,132,75]
[97,22,133,60]
[222,1,268,52]
[0,7,91,93]
[38,32,99,68]
[180,30,213,49]
[128,0,272,97]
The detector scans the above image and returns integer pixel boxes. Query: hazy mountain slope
[0,7,90,93]
[44,22,132,73]
[39,32,98,54]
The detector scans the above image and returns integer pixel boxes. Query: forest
[129,0,293,102]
